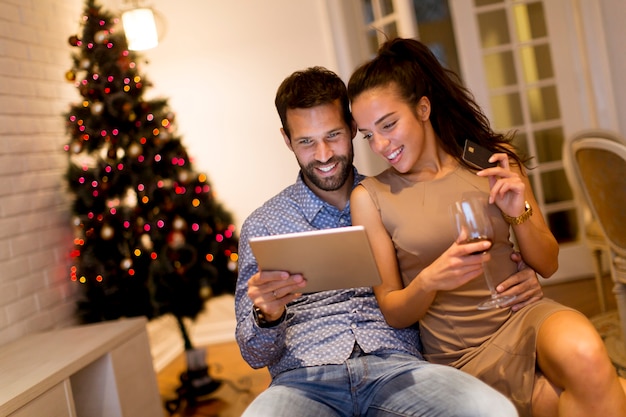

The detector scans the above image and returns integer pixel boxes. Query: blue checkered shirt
[235,169,422,378]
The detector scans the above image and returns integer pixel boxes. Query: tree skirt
[591,310,626,377]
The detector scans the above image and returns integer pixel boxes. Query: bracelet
[502,201,533,225]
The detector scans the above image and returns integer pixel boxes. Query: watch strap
[253,306,286,328]
[502,201,533,225]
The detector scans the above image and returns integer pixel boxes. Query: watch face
[253,306,265,323]
[253,306,285,327]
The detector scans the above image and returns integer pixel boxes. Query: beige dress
[360,165,575,416]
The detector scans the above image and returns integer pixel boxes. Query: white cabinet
[0,317,163,417]
[7,382,75,417]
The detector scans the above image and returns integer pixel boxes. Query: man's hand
[496,252,544,311]
[247,270,306,321]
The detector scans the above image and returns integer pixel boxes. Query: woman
[347,37,626,417]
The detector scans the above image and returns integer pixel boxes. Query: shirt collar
[293,167,364,224]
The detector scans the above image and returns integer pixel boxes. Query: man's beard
[300,155,352,192]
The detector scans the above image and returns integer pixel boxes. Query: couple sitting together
[235,37,626,417]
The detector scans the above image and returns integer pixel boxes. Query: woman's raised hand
[476,153,526,218]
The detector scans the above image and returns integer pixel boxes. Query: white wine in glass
[451,197,516,310]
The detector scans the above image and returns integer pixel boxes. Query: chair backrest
[570,137,626,258]
[563,129,626,228]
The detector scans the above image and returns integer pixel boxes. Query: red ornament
[167,230,186,248]
[68,35,81,46]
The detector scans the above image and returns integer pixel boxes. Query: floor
[157,273,617,416]
[158,341,270,417]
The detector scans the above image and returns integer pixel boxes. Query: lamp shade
[122,8,158,51]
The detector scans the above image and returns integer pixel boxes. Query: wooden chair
[568,135,626,343]
[563,129,626,313]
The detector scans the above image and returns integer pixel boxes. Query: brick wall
[0,0,84,345]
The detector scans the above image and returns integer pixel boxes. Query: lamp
[122,4,159,51]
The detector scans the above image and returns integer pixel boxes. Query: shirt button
[350,323,357,329]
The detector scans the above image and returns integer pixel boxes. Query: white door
[449,0,618,282]
[331,0,618,282]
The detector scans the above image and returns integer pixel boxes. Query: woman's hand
[419,238,491,292]
[477,153,526,218]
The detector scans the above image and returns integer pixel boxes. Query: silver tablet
[249,225,382,293]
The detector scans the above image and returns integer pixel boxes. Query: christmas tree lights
[64,0,238,346]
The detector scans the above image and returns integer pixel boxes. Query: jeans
[242,351,517,417]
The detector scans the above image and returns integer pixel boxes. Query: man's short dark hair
[275,66,352,139]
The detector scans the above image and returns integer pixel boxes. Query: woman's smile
[385,145,404,163]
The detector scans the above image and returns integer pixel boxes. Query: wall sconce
[122,3,159,51]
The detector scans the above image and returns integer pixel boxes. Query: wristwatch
[253,306,286,328]
[502,201,533,225]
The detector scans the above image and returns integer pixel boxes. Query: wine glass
[451,197,516,310]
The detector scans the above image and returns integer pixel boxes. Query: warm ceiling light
[122,7,158,51]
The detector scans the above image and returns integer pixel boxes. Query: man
[235,66,539,416]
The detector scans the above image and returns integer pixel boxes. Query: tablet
[248,225,382,293]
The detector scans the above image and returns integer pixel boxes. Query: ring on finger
[272,290,277,299]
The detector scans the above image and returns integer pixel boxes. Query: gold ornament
[128,142,142,158]
[90,101,104,115]
[94,30,109,43]
[120,258,132,270]
[100,224,114,240]
[65,70,76,82]
[200,286,211,299]
[172,216,186,230]
[140,233,153,250]
[70,141,82,153]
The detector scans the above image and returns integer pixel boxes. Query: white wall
[111,0,344,228]
[600,0,626,136]
[0,0,82,345]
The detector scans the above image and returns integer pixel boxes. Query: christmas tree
[64,0,238,350]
